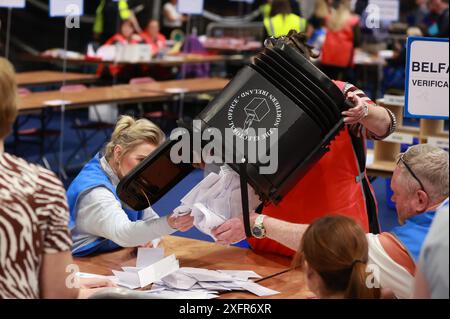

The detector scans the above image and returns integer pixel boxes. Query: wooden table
[17,78,230,113]
[16,71,98,87]
[129,78,230,95]
[74,236,309,299]
[18,85,170,113]
[20,53,247,68]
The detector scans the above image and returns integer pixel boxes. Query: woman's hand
[342,92,369,125]
[79,277,117,289]
[140,241,154,248]
[167,213,194,232]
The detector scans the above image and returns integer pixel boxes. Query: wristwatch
[251,215,266,239]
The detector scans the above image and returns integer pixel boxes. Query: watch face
[252,227,263,238]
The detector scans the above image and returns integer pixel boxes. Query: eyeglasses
[397,153,426,192]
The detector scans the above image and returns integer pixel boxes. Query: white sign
[0,0,25,8]
[50,0,84,17]
[427,137,449,150]
[177,0,204,15]
[405,37,449,119]
[369,0,400,22]
[383,132,414,145]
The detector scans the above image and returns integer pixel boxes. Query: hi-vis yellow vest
[260,3,272,19]
[264,13,307,37]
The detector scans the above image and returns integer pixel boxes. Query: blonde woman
[0,58,114,298]
[320,0,361,81]
[68,116,194,257]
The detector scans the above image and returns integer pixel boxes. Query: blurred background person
[263,0,308,38]
[163,0,189,38]
[306,0,333,57]
[320,0,361,81]
[259,0,273,20]
[426,0,449,37]
[93,0,142,44]
[408,0,430,27]
[413,200,449,299]
[141,20,167,57]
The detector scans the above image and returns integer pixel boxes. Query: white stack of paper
[111,248,180,289]
[145,267,279,298]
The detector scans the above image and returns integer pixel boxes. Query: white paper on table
[165,88,189,94]
[96,45,116,61]
[198,282,232,292]
[113,254,179,289]
[44,100,71,106]
[138,254,179,288]
[136,247,165,268]
[112,270,141,290]
[215,281,247,291]
[121,267,141,273]
[217,270,262,281]
[76,272,108,279]
[179,267,235,282]
[161,271,198,290]
[238,281,280,297]
[146,290,218,299]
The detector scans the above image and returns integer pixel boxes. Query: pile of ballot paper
[79,247,279,299]
[149,267,280,299]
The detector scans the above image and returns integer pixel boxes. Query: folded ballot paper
[148,267,280,298]
[177,165,261,240]
[111,248,179,289]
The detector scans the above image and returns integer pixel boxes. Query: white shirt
[71,157,175,253]
[417,201,449,299]
[366,233,414,299]
[163,3,183,28]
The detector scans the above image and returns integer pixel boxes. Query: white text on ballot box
[405,37,449,119]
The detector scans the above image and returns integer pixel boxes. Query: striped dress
[0,152,72,299]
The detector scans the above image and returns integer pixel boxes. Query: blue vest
[67,154,143,257]
[390,210,436,263]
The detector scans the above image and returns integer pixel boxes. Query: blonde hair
[397,144,449,202]
[0,58,18,140]
[105,116,165,161]
[315,0,331,19]
[328,0,352,31]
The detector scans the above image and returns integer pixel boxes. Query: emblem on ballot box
[243,98,271,133]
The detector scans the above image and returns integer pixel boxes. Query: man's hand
[167,213,194,232]
[212,218,246,246]
[212,212,259,246]
[342,92,369,125]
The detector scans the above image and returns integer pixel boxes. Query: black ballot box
[117,34,350,228]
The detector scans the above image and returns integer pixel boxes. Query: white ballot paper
[136,247,164,268]
[112,248,179,289]
[177,165,261,240]
[148,268,280,297]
